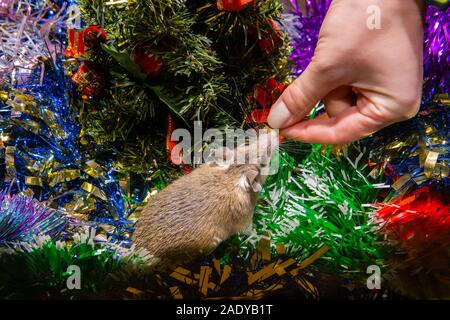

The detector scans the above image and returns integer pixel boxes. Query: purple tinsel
[287,0,331,76]
[423,6,449,102]
[287,1,449,101]
[0,193,66,243]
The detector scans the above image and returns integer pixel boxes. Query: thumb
[268,62,340,129]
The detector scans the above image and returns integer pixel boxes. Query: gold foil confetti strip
[276,244,286,255]
[247,262,276,285]
[258,237,271,261]
[220,265,232,285]
[274,258,296,276]
[83,160,104,178]
[24,188,35,197]
[198,266,213,296]
[170,267,196,285]
[25,176,44,187]
[295,277,320,298]
[392,174,412,191]
[433,93,450,105]
[5,146,16,181]
[170,286,183,299]
[212,258,222,276]
[119,178,131,197]
[424,151,440,178]
[81,182,107,201]
[47,169,80,187]
[125,287,145,296]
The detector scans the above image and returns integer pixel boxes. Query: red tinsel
[375,186,450,244]
[374,187,450,298]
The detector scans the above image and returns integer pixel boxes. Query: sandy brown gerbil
[132,130,279,268]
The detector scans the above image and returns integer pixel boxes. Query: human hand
[268,0,425,144]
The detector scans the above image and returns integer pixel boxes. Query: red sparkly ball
[131,44,163,78]
[72,63,105,97]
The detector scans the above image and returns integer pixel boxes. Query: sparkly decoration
[0,57,131,245]
[367,103,449,198]
[164,240,323,299]
[0,0,14,17]
[0,233,321,299]
[372,187,450,299]
[423,5,449,103]
[0,0,68,83]
[0,232,146,299]
[0,193,66,243]
[71,62,106,97]
[238,143,386,274]
[286,0,331,76]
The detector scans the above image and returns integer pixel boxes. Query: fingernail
[268,101,292,129]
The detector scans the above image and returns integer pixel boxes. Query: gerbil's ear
[239,169,262,193]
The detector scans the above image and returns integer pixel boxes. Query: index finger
[280,106,390,145]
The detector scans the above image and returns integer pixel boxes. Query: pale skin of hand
[268,0,425,144]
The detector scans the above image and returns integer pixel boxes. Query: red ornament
[71,63,105,97]
[216,0,254,11]
[259,19,283,56]
[65,29,85,58]
[65,25,106,58]
[131,44,163,78]
[82,25,107,51]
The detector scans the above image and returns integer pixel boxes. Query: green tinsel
[0,233,146,299]
[238,143,388,275]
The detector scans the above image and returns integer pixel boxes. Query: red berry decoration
[131,44,163,78]
[72,62,105,98]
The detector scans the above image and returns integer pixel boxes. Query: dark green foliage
[0,239,145,299]
[76,0,291,177]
